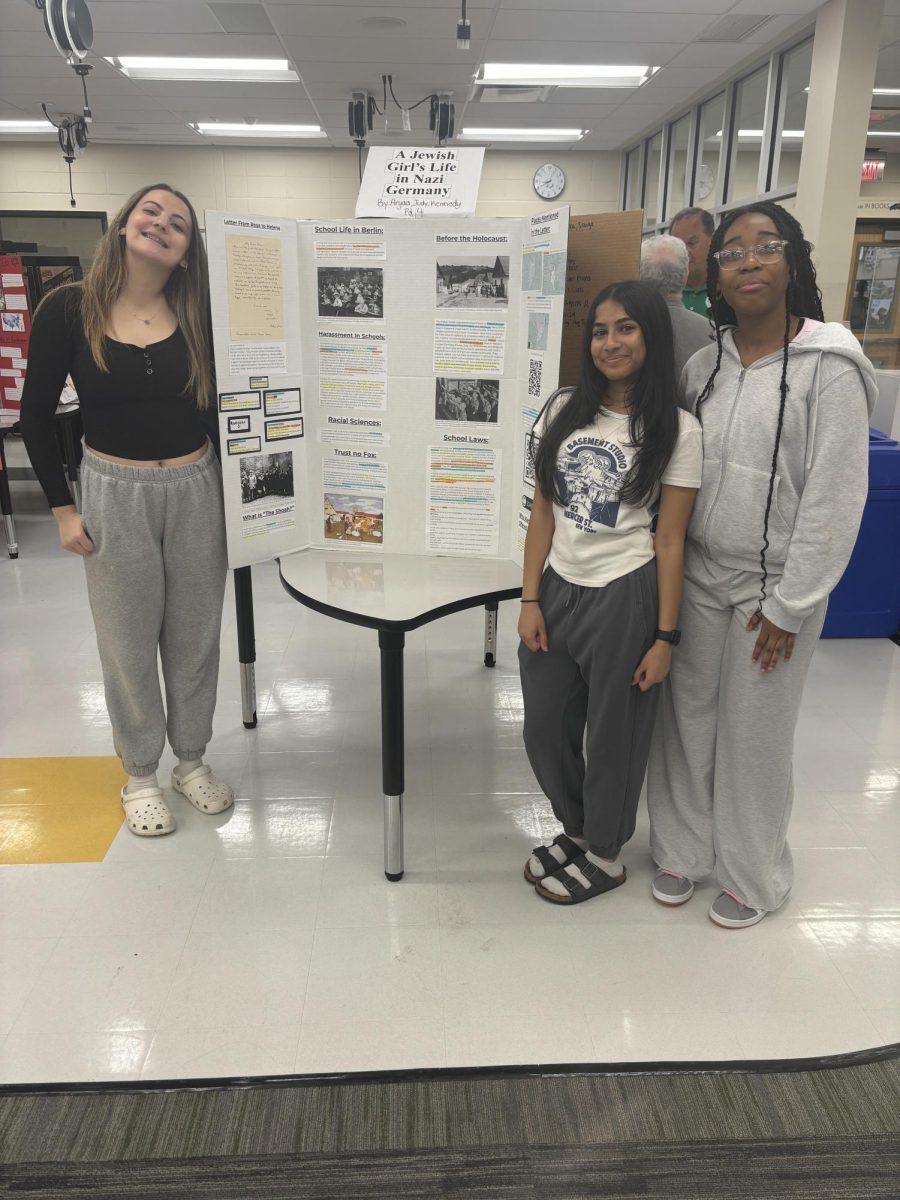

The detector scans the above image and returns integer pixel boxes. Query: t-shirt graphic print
[555,437,628,531]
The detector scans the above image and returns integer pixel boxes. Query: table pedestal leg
[0,436,17,558]
[484,600,498,667]
[379,628,405,881]
[234,565,258,729]
[59,414,82,511]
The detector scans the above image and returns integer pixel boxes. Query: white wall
[0,142,622,223]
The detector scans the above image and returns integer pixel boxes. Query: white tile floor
[1,481,899,1083]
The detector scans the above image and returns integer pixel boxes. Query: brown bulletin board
[559,210,644,389]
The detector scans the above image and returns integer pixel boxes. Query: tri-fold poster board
[206,207,640,572]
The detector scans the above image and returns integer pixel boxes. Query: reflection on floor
[1,485,898,1084]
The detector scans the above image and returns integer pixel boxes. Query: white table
[276,549,523,879]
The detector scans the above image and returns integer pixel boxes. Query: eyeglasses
[713,240,789,271]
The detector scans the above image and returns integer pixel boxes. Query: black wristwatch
[655,628,681,646]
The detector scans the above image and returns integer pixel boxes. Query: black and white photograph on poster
[264,387,302,417]
[528,311,549,352]
[317,267,384,318]
[265,416,304,442]
[227,436,261,455]
[436,257,510,308]
[227,415,252,434]
[240,450,294,508]
[541,250,567,296]
[435,377,499,423]
[219,390,261,413]
[324,492,384,544]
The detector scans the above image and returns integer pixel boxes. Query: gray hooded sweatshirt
[681,320,877,634]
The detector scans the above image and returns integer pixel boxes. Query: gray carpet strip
[1,1136,898,1198]
[1,1055,898,1198]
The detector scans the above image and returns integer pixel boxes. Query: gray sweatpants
[81,444,228,776]
[518,561,659,859]
[647,540,826,913]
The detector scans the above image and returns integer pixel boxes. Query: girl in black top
[21,183,233,836]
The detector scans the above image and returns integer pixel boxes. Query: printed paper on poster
[265,416,304,442]
[319,415,389,448]
[433,319,506,375]
[435,256,509,309]
[264,388,301,417]
[318,331,387,410]
[435,377,499,424]
[322,452,387,547]
[226,234,285,342]
[239,450,295,538]
[219,390,261,413]
[426,445,502,557]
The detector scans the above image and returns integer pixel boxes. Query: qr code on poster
[527,356,543,398]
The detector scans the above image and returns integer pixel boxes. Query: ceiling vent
[469,84,554,104]
[698,14,772,42]
[208,3,277,37]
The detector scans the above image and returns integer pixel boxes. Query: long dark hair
[531,280,679,507]
[696,201,824,612]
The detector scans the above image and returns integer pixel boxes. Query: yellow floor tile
[0,757,126,864]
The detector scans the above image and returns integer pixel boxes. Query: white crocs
[172,764,234,814]
[121,785,176,837]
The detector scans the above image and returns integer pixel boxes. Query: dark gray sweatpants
[518,561,659,859]
[81,444,228,776]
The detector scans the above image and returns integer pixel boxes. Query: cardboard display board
[559,210,644,389]
[207,209,569,571]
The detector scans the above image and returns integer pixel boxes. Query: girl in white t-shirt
[519,280,702,905]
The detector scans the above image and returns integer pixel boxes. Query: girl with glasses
[647,201,876,927]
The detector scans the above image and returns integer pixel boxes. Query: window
[665,115,691,221]
[624,146,642,211]
[695,92,726,211]
[773,40,812,192]
[730,66,769,202]
[644,132,663,225]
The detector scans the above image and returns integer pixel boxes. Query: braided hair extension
[693,201,824,615]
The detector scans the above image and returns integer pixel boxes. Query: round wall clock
[533,163,566,200]
[695,162,715,201]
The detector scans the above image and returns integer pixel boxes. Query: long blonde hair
[80,183,212,407]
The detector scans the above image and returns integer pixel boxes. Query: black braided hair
[694,201,824,615]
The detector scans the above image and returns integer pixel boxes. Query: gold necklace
[130,301,165,326]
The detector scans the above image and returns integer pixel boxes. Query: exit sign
[862,160,885,181]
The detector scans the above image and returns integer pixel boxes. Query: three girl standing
[520,203,875,926]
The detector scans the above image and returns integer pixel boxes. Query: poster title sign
[356,146,484,218]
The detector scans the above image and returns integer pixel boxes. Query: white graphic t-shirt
[534,394,702,587]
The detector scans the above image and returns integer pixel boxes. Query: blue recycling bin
[821,430,900,638]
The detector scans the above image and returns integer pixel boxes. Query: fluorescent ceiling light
[480,63,656,88]
[872,88,900,96]
[459,127,585,142]
[106,57,298,82]
[868,130,900,136]
[191,122,325,138]
[0,119,56,132]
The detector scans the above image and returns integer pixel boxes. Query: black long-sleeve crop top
[20,285,218,508]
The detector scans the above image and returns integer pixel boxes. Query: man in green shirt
[669,207,715,318]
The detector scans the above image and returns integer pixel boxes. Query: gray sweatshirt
[681,320,877,633]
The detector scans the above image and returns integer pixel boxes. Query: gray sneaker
[651,869,694,906]
[709,890,766,929]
